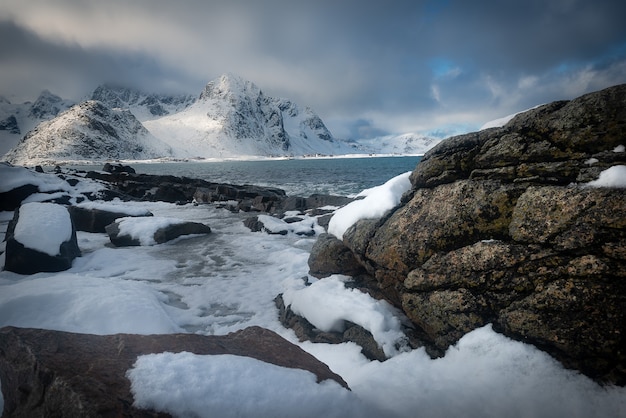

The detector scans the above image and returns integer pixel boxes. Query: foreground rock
[0,326,348,417]
[68,206,153,233]
[106,218,212,246]
[4,203,81,274]
[309,84,626,385]
[275,294,387,361]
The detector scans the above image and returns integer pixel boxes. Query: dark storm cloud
[1,0,625,136]
[0,20,197,102]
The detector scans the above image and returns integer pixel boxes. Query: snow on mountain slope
[356,133,441,155]
[91,84,196,122]
[4,100,172,165]
[0,91,74,155]
[3,74,439,164]
[144,74,357,158]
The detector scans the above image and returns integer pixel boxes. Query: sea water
[94,156,422,197]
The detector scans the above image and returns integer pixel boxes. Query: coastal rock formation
[308,84,626,384]
[0,326,348,417]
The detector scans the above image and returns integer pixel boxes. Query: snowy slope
[356,133,441,155]
[91,85,195,122]
[4,100,172,165]
[0,91,74,155]
[145,74,357,158]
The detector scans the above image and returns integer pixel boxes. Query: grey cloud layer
[1,0,625,137]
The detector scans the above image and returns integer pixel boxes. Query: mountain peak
[28,90,73,120]
[4,99,172,165]
[199,73,261,102]
[91,84,195,121]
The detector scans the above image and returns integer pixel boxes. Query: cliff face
[324,84,626,384]
[4,100,173,165]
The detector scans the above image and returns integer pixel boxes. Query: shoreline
[5,153,426,168]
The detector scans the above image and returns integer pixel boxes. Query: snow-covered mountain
[91,85,196,121]
[144,74,357,158]
[0,91,74,155]
[4,100,172,165]
[2,74,445,164]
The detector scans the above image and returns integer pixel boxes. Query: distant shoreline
[15,153,426,168]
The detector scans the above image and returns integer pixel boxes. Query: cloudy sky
[1,0,626,139]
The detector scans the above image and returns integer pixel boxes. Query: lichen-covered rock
[360,180,525,288]
[308,233,364,278]
[309,83,626,384]
[509,186,626,248]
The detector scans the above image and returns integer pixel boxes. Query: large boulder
[0,326,348,417]
[105,217,211,247]
[4,202,81,274]
[309,84,626,384]
[0,183,38,211]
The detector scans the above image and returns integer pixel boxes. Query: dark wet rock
[243,216,265,232]
[0,326,348,417]
[308,233,364,278]
[308,84,626,384]
[304,194,353,210]
[105,219,211,247]
[0,183,38,211]
[274,294,386,361]
[102,162,136,174]
[68,206,153,233]
[4,204,81,274]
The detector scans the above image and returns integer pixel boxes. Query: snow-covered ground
[1,168,626,417]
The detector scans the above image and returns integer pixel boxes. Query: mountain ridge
[4,100,172,165]
[2,74,442,164]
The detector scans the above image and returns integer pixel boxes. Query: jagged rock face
[0,326,348,417]
[28,90,70,119]
[0,90,74,156]
[199,74,290,151]
[4,100,173,165]
[144,74,344,158]
[0,115,20,134]
[317,84,626,384]
[91,84,195,121]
